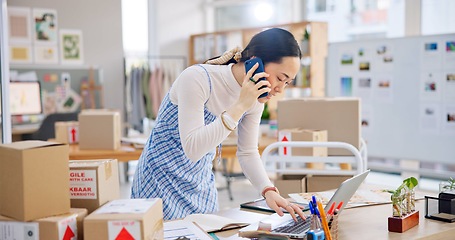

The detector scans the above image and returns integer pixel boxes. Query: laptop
[239,170,370,239]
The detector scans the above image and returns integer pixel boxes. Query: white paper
[443,69,455,101]
[444,40,455,68]
[372,75,394,103]
[0,221,39,240]
[419,103,440,134]
[419,71,442,102]
[421,40,443,70]
[164,220,212,240]
[441,104,455,134]
[356,75,372,102]
[184,213,248,233]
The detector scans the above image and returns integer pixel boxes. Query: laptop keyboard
[272,216,311,234]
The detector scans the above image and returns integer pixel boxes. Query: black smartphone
[244,58,268,98]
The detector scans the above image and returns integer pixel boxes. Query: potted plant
[385,177,418,217]
[440,177,455,193]
[301,28,310,55]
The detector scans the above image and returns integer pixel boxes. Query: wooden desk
[68,144,143,162]
[213,200,455,239]
[221,136,277,159]
[68,136,276,162]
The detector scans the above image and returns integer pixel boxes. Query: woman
[132,28,306,221]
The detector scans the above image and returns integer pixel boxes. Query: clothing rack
[123,55,188,133]
[124,55,188,71]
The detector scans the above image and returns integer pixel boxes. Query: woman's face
[259,56,300,103]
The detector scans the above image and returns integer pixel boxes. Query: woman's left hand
[264,191,307,222]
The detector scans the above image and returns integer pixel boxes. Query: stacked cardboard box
[278,128,328,169]
[0,208,87,240]
[78,109,121,150]
[277,97,360,156]
[84,199,164,240]
[69,159,120,213]
[0,141,90,239]
[55,121,79,144]
[0,141,70,221]
[274,175,352,198]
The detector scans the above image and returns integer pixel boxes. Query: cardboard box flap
[69,159,115,168]
[80,109,120,116]
[0,141,66,150]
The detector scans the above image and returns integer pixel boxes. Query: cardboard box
[278,128,327,169]
[0,141,70,221]
[274,175,353,197]
[69,159,120,213]
[55,121,79,144]
[84,199,163,240]
[278,97,360,156]
[78,109,121,150]
[0,208,87,240]
[306,175,352,192]
[274,175,306,198]
[278,129,328,156]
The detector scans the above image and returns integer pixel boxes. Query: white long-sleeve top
[168,63,273,192]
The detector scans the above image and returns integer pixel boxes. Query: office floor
[120,164,440,211]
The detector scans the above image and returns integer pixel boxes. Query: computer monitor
[9,81,43,116]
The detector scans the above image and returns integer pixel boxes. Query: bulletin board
[10,66,103,114]
[326,33,455,164]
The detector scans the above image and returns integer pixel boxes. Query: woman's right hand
[237,62,271,111]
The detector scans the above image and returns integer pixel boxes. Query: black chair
[22,112,79,141]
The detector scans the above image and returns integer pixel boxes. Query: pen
[317,201,332,240]
[327,202,336,215]
[336,201,343,212]
[308,201,314,214]
[328,202,342,229]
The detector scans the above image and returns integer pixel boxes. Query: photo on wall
[32,8,58,44]
[7,6,32,43]
[34,45,58,64]
[59,29,84,65]
[340,76,353,96]
[359,61,370,71]
[446,41,455,52]
[9,44,32,64]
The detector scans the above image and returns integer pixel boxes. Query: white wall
[8,0,124,113]
[153,0,206,57]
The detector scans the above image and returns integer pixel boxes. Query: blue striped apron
[131,65,219,220]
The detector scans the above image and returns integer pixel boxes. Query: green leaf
[403,177,418,190]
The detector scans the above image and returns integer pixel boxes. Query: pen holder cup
[329,214,339,240]
[425,194,455,223]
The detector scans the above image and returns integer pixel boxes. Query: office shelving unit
[189,21,328,97]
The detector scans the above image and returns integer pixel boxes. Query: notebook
[239,170,370,239]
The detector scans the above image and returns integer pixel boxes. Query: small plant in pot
[385,177,418,217]
[440,177,455,193]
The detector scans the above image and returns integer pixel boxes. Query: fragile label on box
[58,214,77,240]
[0,222,39,240]
[69,170,97,199]
[278,131,292,156]
[108,220,141,240]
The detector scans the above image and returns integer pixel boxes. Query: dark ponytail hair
[204,28,301,65]
[240,28,302,65]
